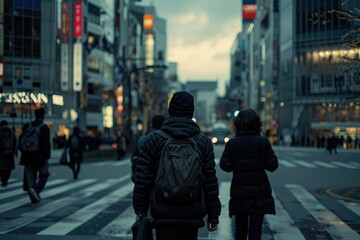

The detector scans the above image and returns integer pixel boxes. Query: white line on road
[331,161,358,169]
[0,176,130,234]
[38,180,134,235]
[278,160,296,167]
[338,200,360,217]
[208,181,233,240]
[265,191,306,240]
[291,160,316,168]
[98,205,135,237]
[313,161,337,168]
[286,184,360,240]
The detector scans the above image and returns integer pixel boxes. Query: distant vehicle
[209,128,231,144]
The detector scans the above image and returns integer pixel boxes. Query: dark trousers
[69,156,81,179]
[155,226,198,240]
[0,170,11,185]
[235,214,264,240]
[24,160,49,196]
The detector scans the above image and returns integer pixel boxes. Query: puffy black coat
[133,117,221,227]
[19,119,51,168]
[220,131,278,216]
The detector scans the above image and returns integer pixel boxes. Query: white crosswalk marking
[0,179,22,191]
[349,162,360,168]
[208,181,232,240]
[279,159,296,167]
[37,181,134,235]
[286,184,360,240]
[338,200,360,217]
[0,179,89,214]
[265,191,306,240]
[98,205,136,237]
[0,176,130,234]
[313,161,337,168]
[291,160,316,168]
[331,161,358,169]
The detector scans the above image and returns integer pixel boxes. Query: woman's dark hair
[234,108,262,133]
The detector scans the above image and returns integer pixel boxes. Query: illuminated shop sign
[243,0,257,20]
[61,2,70,37]
[143,14,154,30]
[0,93,64,106]
[73,1,82,38]
[73,42,82,91]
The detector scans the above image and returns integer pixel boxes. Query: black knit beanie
[168,91,194,118]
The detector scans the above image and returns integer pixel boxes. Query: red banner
[242,4,257,20]
[61,2,69,37]
[73,1,82,37]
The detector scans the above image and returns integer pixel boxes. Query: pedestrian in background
[133,91,221,240]
[19,108,51,204]
[131,114,166,182]
[67,126,84,179]
[220,108,278,240]
[116,128,127,160]
[0,120,16,187]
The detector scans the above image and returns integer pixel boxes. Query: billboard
[61,2,69,37]
[243,0,257,20]
[73,42,82,91]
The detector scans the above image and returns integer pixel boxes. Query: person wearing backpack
[66,126,84,179]
[19,108,51,204]
[219,108,278,240]
[0,120,16,187]
[133,91,221,240]
[131,114,166,183]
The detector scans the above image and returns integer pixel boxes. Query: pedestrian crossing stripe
[0,178,359,239]
[286,184,360,240]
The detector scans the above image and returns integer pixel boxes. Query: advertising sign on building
[73,1,82,38]
[61,43,69,91]
[73,42,82,91]
[61,1,69,37]
[243,0,257,21]
[143,14,154,30]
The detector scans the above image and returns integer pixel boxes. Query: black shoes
[29,188,41,204]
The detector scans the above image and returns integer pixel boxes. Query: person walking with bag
[133,91,221,240]
[0,120,16,187]
[219,108,278,240]
[19,108,51,204]
[66,126,84,179]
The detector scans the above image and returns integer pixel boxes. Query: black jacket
[133,117,221,227]
[20,119,51,167]
[220,131,278,216]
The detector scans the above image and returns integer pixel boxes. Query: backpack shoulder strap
[154,130,172,140]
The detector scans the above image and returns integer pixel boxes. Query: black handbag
[59,149,68,165]
[131,215,153,240]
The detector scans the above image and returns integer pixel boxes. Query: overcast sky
[138,0,242,96]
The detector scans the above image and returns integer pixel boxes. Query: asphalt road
[0,145,359,240]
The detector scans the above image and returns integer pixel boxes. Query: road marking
[348,162,360,168]
[265,191,306,240]
[215,158,220,165]
[208,181,232,240]
[278,160,296,167]
[286,184,360,240]
[331,161,358,169]
[313,161,337,168]
[98,205,136,237]
[0,179,21,191]
[292,160,316,168]
[0,179,95,214]
[0,176,130,234]
[38,181,134,235]
[338,200,360,217]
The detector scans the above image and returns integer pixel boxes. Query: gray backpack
[153,130,204,203]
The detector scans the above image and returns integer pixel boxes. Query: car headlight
[211,137,218,144]
[224,137,230,143]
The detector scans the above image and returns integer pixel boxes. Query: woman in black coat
[220,108,278,240]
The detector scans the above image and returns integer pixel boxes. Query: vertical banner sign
[73,1,82,38]
[61,44,69,91]
[73,42,82,91]
[143,14,154,30]
[61,1,69,38]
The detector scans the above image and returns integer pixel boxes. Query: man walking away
[19,108,51,204]
[131,114,166,183]
[67,126,84,179]
[133,91,221,240]
[0,120,16,187]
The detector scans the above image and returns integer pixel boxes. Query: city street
[0,145,359,240]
